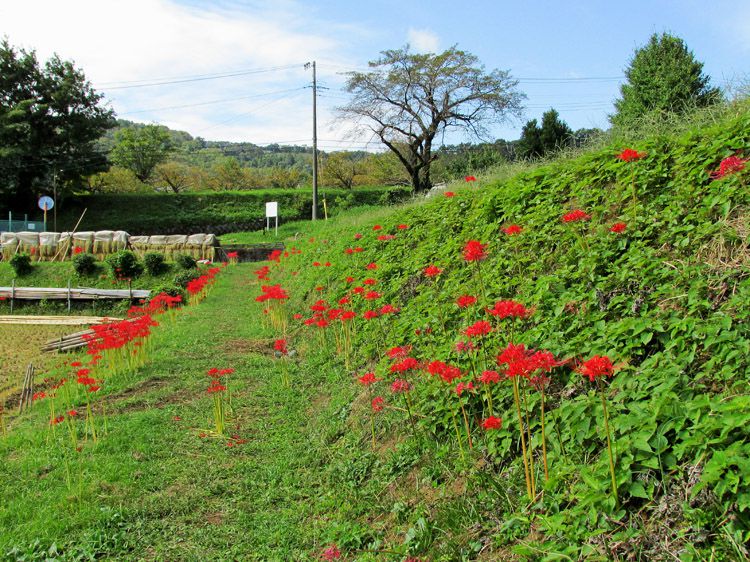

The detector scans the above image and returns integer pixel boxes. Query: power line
[97,63,304,90]
[119,86,308,116]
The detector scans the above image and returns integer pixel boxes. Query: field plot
[0,324,84,401]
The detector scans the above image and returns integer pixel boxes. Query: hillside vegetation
[252,100,750,559]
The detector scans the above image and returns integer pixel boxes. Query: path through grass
[0,265,343,560]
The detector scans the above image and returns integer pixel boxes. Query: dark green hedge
[55,186,411,235]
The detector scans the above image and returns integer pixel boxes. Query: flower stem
[598,379,618,505]
[512,377,533,501]
[540,386,549,482]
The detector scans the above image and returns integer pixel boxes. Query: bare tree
[338,45,524,192]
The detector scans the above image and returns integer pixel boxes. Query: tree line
[0,32,723,210]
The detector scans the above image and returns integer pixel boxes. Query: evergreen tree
[517,119,543,159]
[611,32,721,127]
[539,109,573,153]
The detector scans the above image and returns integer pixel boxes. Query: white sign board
[265,202,278,218]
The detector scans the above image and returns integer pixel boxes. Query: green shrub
[174,254,197,270]
[143,252,169,276]
[9,253,32,276]
[173,270,200,288]
[105,250,144,280]
[72,253,98,276]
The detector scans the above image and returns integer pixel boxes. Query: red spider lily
[482,416,503,430]
[310,300,328,312]
[562,210,590,223]
[50,415,65,426]
[456,295,477,308]
[379,304,399,315]
[207,380,227,394]
[610,222,627,233]
[502,224,523,236]
[464,320,492,338]
[487,299,529,319]
[255,284,289,302]
[388,345,413,359]
[427,360,462,384]
[363,290,382,300]
[480,370,501,384]
[377,234,396,241]
[73,246,84,255]
[397,224,409,230]
[363,278,377,285]
[254,265,271,281]
[226,251,239,259]
[293,313,303,320]
[312,261,321,267]
[465,175,477,182]
[324,262,331,267]
[70,361,82,368]
[338,296,350,305]
[363,310,379,320]
[576,355,616,381]
[32,391,46,401]
[391,379,412,393]
[373,225,382,231]
[321,543,342,560]
[423,264,443,277]
[358,372,380,385]
[68,410,79,417]
[371,396,385,412]
[444,191,455,197]
[344,248,354,255]
[366,262,378,270]
[267,249,282,262]
[463,240,487,262]
[709,155,747,180]
[390,357,420,373]
[617,148,646,162]
[345,276,355,283]
[354,233,363,239]
[340,310,357,321]
[455,381,475,396]
[274,339,288,355]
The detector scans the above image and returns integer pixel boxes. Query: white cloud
[407,28,439,53]
[0,0,365,143]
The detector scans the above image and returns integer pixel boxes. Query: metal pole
[53,171,57,232]
[312,61,318,221]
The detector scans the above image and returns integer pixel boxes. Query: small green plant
[9,253,33,276]
[174,270,200,288]
[175,254,197,270]
[150,283,186,303]
[143,252,168,276]
[105,250,144,280]
[72,253,98,276]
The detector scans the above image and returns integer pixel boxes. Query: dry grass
[0,324,85,401]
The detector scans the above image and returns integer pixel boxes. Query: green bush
[173,270,200,288]
[9,253,32,276]
[105,250,144,280]
[143,252,169,276]
[72,253,98,276]
[174,254,197,270]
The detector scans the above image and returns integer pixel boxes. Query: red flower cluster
[487,299,529,319]
[274,339,288,355]
[482,416,502,430]
[456,295,477,308]
[709,155,746,180]
[463,240,487,262]
[562,210,591,223]
[444,191,455,197]
[427,360,462,384]
[423,264,443,277]
[576,355,615,381]
[610,222,627,233]
[497,343,560,380]
[502,224,523,236]
[255,284,290,302]
[254,265,270,281]
[465,175,477,182]
[358,372,380,385]
[617,148,646,162]
[464,320,492,338]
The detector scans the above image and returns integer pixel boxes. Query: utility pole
[310,61,319,220]
[53,170,57,232]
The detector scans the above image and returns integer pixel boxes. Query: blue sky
[2,0,749,149]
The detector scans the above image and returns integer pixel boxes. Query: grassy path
[0,265,340,560]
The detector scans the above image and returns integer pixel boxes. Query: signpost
[265,202,278,236]
[38,196,54,232]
